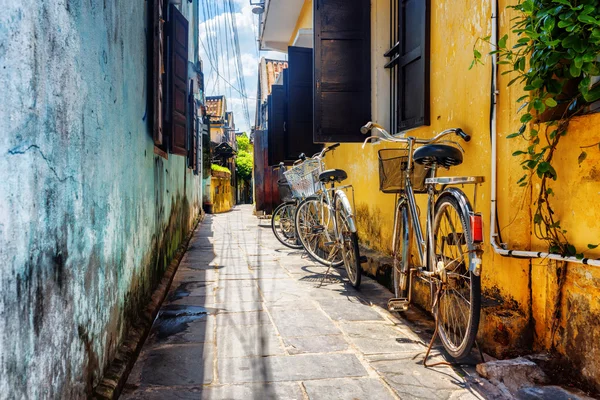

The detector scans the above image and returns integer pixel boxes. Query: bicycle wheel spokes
[272,203,302,249]
[433,197,480,360]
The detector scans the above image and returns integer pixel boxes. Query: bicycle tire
[335,193,361,288]
[294,196,343,267]
[432,194,481,360]
[271,201,303,249]
[392,199,411,298]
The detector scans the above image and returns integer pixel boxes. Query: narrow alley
[122,205,488,399]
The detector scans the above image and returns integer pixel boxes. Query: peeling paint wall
[0,1,202,398]
[284,0,600,390]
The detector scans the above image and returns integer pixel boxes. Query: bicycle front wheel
[271,201,302,249]
[432,194,481,360]
[335,192,361,288]
[294,196,343,266]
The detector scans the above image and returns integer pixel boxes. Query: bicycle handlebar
[360,122,471,146]
[272,162,285,171]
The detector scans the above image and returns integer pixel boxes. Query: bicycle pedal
[387,298,410,312]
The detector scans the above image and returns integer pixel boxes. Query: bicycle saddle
[413,144,463,168]
[319,169,347,183]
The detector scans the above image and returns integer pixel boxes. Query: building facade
[259,0,600,391]
[0,0,205,397]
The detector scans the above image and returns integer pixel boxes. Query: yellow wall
[289,0,313,47]
[287,0,600,388]
[210,174,233,213]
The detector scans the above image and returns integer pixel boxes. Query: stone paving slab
[302,377,397,400]
[218,353,367,384]
[123,205,494,400]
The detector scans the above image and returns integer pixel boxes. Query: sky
[199,0,286,134]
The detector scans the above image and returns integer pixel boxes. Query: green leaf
[583,85,600,102]
[506,132,522,139]
[518,57,526,71]
[512,150,527,156]
[474,49,482,59]
[552,0,571,5]
[517,95,529,103]
[562,35,582,50]
[533,99,546,112]
[578,151,587,164]
[546,188,554,196]
[577,14,598,24]
[567,244,577,256]
[534,214,542,224]
[469,59,476,70]
[538,162,551,173]
[531,78,544,88]
[570,63,581,77]
[520,113,533,123]
[498,34,508,49]
[588,244,599,249]
[545,98,558,107]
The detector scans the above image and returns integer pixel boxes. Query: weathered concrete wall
[0,1,202,398]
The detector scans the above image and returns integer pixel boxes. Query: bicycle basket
[378,148,430,193]
[277,177,294,202]
[283,159,322,198]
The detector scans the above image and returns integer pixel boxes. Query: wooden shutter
[286,47,321,159]
[188,80,198,170]
[314,0,371,143]
[152,0,164,145]
[268,85,286,165]
[168,4,189,156]
[396,0,430,130]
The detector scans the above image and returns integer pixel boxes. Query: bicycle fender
[437,187,480,273]
[335,190,358,233]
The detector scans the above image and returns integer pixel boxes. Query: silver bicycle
[362,122,484,360]
[289,144,362,288]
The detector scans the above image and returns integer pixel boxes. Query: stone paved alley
[122,205,491,399]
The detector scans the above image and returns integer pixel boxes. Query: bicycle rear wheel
[392,199,411,298]
[271,201,302,249]
[432,194,481,360]
[295,196,343,266]
[335,192,361,288]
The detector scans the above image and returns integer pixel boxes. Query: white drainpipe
[489,0,600,267]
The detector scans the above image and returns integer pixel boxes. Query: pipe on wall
[488,0,600,267]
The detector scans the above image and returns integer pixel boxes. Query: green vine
[472,0,600,258]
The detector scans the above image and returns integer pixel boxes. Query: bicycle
[361,122,484,360]
[271,162,303,249]
[290,144,362,288]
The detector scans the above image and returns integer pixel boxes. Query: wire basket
[378,148,430,193]
[283,159,322,198]
[277,177,293,202]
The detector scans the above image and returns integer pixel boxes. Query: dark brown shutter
[286,47,321,159]
[152,0,164,145]
[397,0,430,130]
[314,0,371,143]
[168,4,189,156]
[268,85,286,165]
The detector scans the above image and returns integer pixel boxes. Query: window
[385,0,430,133]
